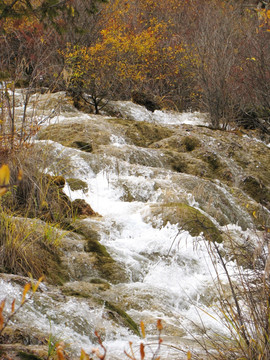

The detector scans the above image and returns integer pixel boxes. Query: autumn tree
[62,43,119,113]
[0,0,108,150]
[188,0,250,128]
[0,0,107,30]
[0,16,53,151]
[238,7,270,132]
[62,0,198,111]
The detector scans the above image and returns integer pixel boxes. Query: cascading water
[1,91,269,359]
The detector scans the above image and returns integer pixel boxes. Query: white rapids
[0,91,264,359]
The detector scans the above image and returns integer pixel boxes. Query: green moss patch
[67,178,88,192]
[104,301,140,336]
[84,238,111,258]
[38,122,89,146]
[70,221,128,283]
[151,203,223,243]
[108,118,173,147]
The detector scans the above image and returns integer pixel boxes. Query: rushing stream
[1,90,269,359]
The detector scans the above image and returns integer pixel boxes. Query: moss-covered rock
[145,203,223,243]
[66,178,88,192]
[240,176,270,210]
[131,90,161,112]
[62,281,110,298]
[182,136,200,151]
[201,152,222,171]
[37,120,112,151]
[104,301,140,336]
[0,326,46,347]
[17,352,43,360]
[71,141,93,153]
[170,156,188,173]
[229,187,270,230]
[72,199,96,217]
[65,220,129,283]
[84,238,111,257]
[107,118,173,147]
[0,216,69,285]
[69,221,101,241]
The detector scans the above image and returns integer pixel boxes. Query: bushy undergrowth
[197,231,270,359]
[0,209,66,282]
[0,153,71,283]
[0,147,76,224]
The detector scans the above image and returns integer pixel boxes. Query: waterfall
[1,91,269,359]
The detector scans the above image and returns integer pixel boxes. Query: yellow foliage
[21,283,31,304]
[32,276,44,293]
[0,164,10,196]
[18,169,23,181]
[80,349,90,360]
[62,0,193,93]
[0,164,10,186]
[140,320,146,338]
[257,8,270,31]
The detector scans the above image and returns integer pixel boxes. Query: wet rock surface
[1,93,270,359]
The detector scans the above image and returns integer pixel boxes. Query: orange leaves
[62,0,188,91]
[0,277,43,336]
[11,299,15,314]
[0,300,5,331]
[21,282,31,305]
[156,319,163,331]
[124,319,163,360]
[140,343,145,360]
[140,320,146,338]
[56,342,66,360]
[32,276,44,293]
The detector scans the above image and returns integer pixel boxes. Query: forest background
[0,0,269,138]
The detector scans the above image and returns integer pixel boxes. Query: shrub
[0,163,68,283]
[196,230,270,359]
[182,136,200,152]
[0,210,67,283]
